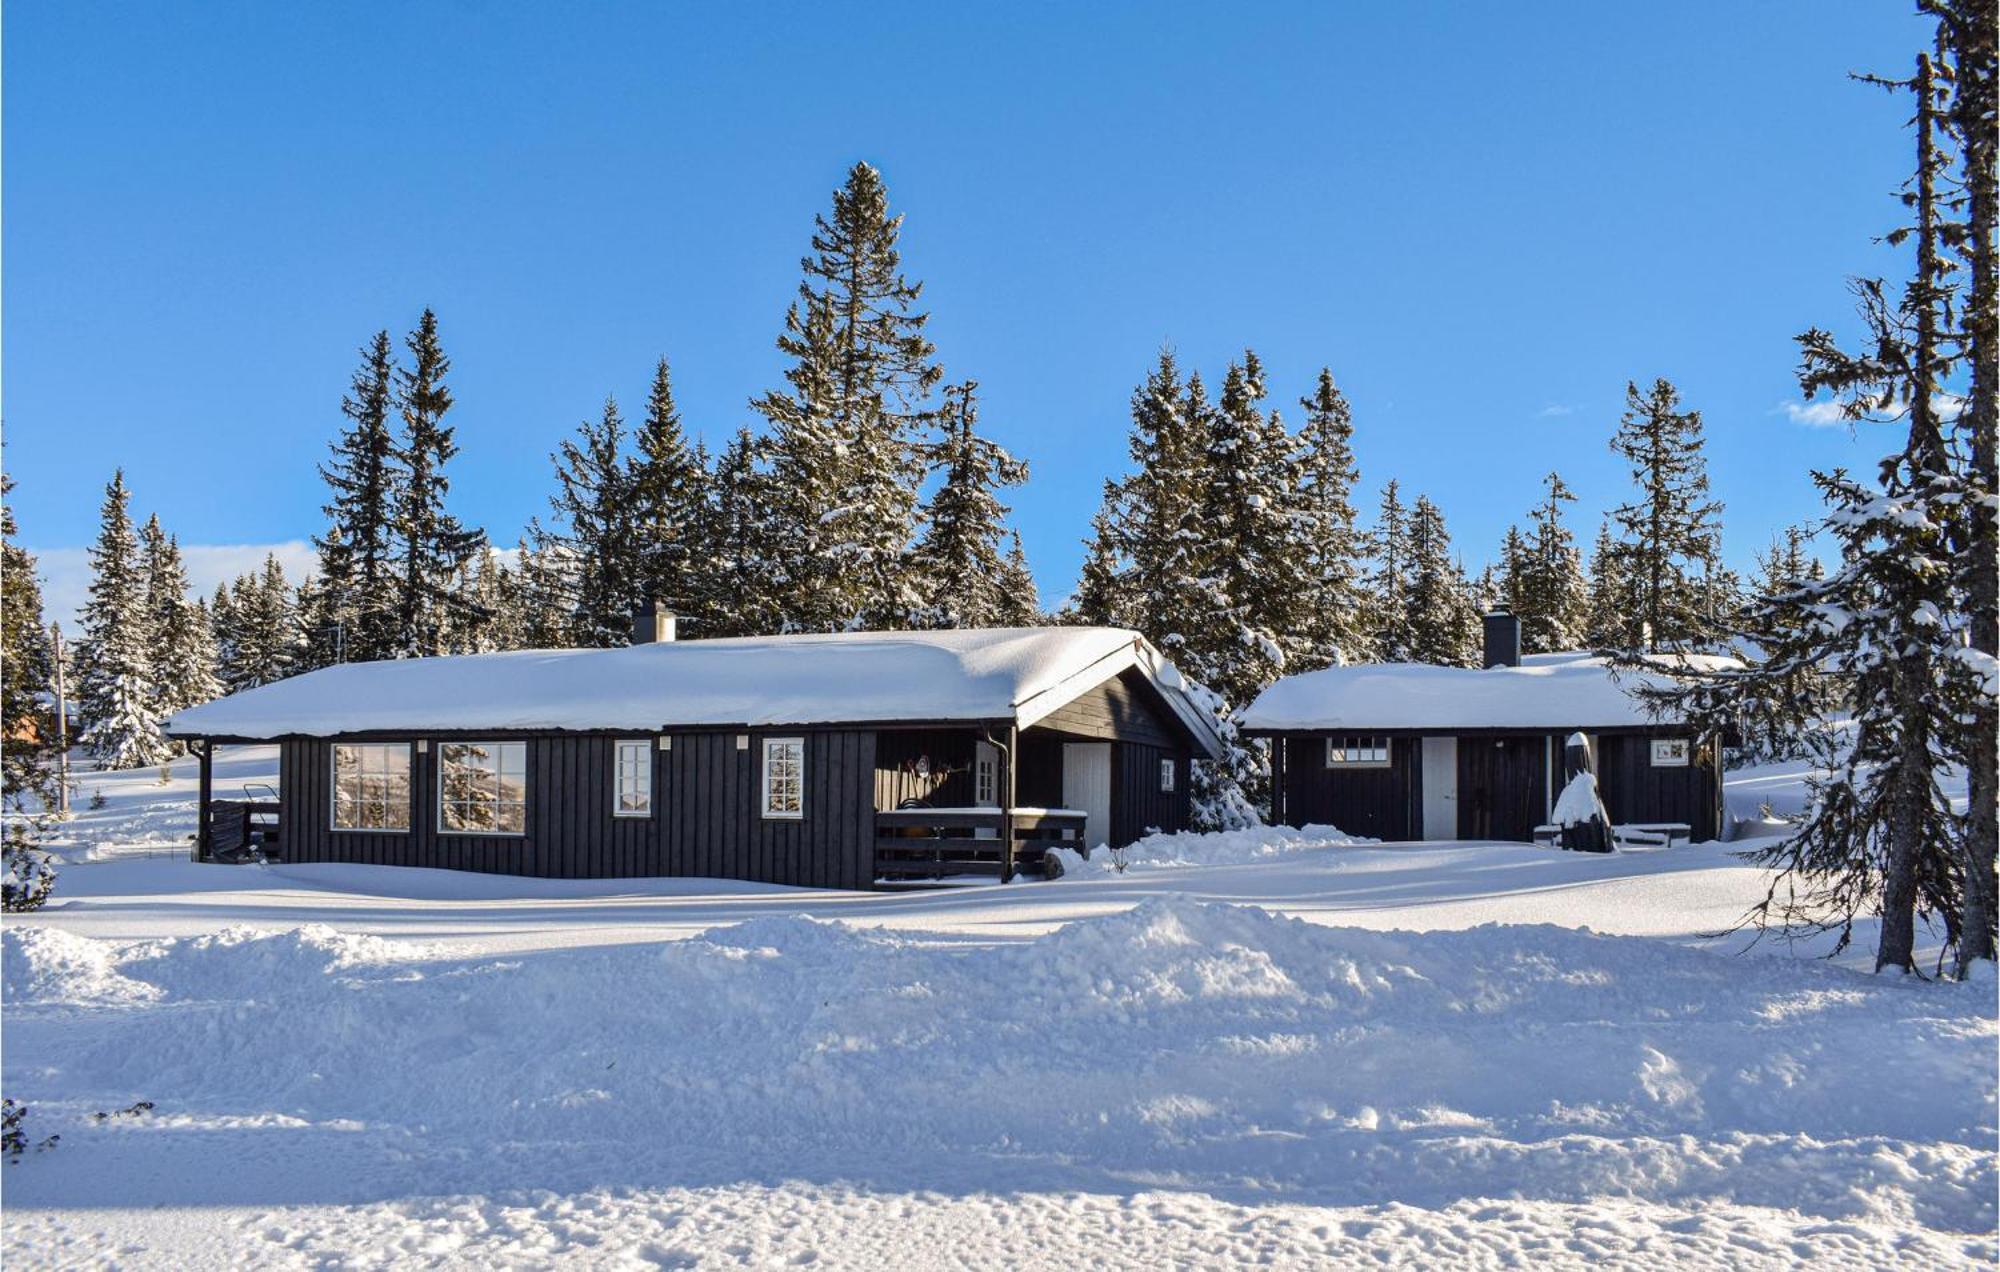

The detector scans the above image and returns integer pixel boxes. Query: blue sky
[5,2,1932,623]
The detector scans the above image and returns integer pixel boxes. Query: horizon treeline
[8,162,1832,824]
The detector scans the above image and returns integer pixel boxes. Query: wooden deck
[873,807,1087,884]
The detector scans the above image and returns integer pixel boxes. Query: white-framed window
[614,739,653,817]
[1325,736,1391,768]
[974,742,998,807]
[331,743,411,832]
[439,741,527,835]
[761,737,804,820]
[1160,758,1176,792]
[1650,738,1691,768]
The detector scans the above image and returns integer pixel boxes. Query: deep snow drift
[3,750,1994,1269]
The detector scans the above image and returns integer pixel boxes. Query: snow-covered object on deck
[164,626,1224,754]
[1552,771,1605,829]
[1240,651,1737,732]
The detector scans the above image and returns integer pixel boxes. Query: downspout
[982,724,1017,883]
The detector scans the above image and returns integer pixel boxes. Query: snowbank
[1050,823,1368,875]
[5,897,1992,1259]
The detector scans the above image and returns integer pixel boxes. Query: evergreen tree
[537,396,643,647]
[1930,0,1998,973]
[1511,472,1590,653]
[510,536,574,650]
[1640,45,1968,974]
[911,381,1032,628]
[218,557,300,691]
[699,428,778,639]
[140,518,221,733]
[753,163,939,631]
[1068,498,1133,627]
[994,532,1042,626]
[447,547,519,653]
[1,471,60,812]
[317,331,402,663]
[75,471,166,769]
[1291,368,1370,668]
[1583,519,1633,650]
[1404,495,1479,667]
[1604,378,1724,650]
[629,357,710,630]
[393,309,484,657]
[1366,481,1416,661]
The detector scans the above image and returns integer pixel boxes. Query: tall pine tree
[1404,495,1480,667]
[910,381,1033,628]
[317,331,402,663]
[537,396,643,647]
[140,517,221,735]
[393,309,484,657]
[1511,471,1590,653]
[628,358,711,633]
[1604,378,1723,650]
[1291,368,1369,669]
[1366,481,1416,661]
[1,471,60,811]
[76,471,166,769]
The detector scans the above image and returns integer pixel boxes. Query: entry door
[1421,737,1458,840]
[1062,743,1114,849]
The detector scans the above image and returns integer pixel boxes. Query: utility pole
[49,621,70,818]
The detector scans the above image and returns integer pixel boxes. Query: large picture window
[1325,736,1391,768]
[761,737,804,820]
[614,739,653,817]
[439,741,527,835]
[332,743,411,831]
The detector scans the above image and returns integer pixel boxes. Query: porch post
[195,739,213,862]
[1001,724,1017,884]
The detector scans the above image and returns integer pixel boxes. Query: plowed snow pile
[5,896,1994,1268]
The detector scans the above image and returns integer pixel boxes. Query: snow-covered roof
[165,627,1225,757]
[1239,652,1734,733]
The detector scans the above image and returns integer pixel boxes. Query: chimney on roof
[1482,609,1521,669]
[633,601,677,645]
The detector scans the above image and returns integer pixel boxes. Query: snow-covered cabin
[1239,613,1728,843]
[164,621,1225,887]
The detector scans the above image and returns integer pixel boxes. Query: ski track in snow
[2,748,1993,1269]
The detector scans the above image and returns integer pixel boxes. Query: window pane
[334,744,410,830]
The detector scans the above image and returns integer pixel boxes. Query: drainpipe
[986,725,1017,883]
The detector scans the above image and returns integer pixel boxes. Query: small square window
[1650,738,1691,767]
[332,743,411,831]
[439,741,527,835]
[1326,736,1391,768]
[1159,758,1176,792]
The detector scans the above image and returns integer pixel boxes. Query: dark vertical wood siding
[873,730,978,809]
[1015,734,1066,807]
[1031,670,1181,747]
[1276,735,1419,840]
[278,729,877,888]
[1457,735,1549,842]
[1112,741,1190,845]
[1595,733,1721,842]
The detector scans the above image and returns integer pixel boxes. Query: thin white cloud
[1536,404,1575,418]
[1776,394,1966,429]
[25,540,320,632]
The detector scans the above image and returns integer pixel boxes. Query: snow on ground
[3,748,1994,1269]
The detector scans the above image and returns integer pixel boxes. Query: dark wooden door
[1457,735,1546,842]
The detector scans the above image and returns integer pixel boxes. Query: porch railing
[873,807,1087,884]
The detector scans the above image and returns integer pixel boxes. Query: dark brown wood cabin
[1241,614,1726,845]
[165,621,1224,888]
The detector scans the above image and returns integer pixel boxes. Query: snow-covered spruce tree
[1290,368,1370,669]
[1929,0,1999,972]
[1582,519,1631,650]
[1511,471,1590,653]
[629,358,711,633]
[911,381,1032,628]
[1083,352,1215,663]
[1730,525,1839,762]
[392,310,485,657]
[443,546,518,654]
[994,532,1041,626]
[317,330,403,664]
[140,519,221,734]
[1603,378,1724,651]
[1,471,60,814]
[1404,495,1480,667]
[1633,48,1970,974]
[753,163,939,632]
[509,535,574,650]
[536,396,643,647]
[705,426,786,639]
[75,471,167,770]
[1365,481,1416,662]
[217,556,301,691]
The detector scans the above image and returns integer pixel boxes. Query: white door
[1062,743,1114,849]
[1421,736,1458,840]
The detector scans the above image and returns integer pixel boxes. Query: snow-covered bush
[3,824,57,912]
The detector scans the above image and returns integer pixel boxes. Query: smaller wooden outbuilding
[1240,613,1730,844]
[165,624,1224,888]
